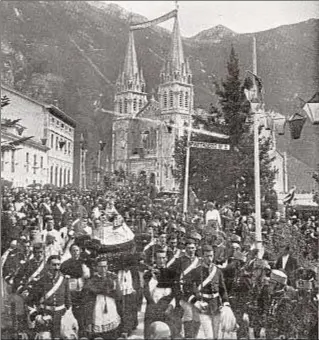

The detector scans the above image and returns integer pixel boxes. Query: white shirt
[205,209,221,226]
[282,254,290,269]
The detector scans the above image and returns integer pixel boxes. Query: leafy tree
[174,46,276,211]
[312,164,319,204]
[1,95,34,150]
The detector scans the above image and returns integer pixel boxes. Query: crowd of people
[1,175,318,340]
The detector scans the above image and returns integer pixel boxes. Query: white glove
[35,315,45,325]
[260,327,266,338]
[243,313,249,324]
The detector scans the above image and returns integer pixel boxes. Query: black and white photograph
[1,1,318,339]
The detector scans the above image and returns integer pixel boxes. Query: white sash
[1,249,11,270]
[28,261,45,283]
[57,204,65,215]
[181,257,199,277]
[143,240,155,252]
[167,249,181,268]
[40,275,64,303]
[197,265,217,292]
[43,203,52,214]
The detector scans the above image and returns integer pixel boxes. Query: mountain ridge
[1,1,318,173]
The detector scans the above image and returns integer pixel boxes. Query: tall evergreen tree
[174,46,276,211]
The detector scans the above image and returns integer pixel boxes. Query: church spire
[116,30,145,93]
[160,13,191,84]
[123,30,139,81]
[167,15,185,73]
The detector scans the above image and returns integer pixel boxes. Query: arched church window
[119,99,123,113]
[188,75,192,84]
[179,91,184,107]
[139,99,143,109]
[185,91,189,108]
[174,72,178,80]
[161,74,165,83]
[124,99,128,113]
[128,81,133,90]
[163,91,168,108]
[169,90,174,108]
[141,84,145,92]
[133,98,137,111]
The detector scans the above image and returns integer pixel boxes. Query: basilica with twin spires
[111,11,194,190]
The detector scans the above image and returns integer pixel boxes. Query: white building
[1,85,76,187]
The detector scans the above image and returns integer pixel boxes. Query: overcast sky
[106,1,319,37]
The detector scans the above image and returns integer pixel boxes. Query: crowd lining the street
[1,176,318,340]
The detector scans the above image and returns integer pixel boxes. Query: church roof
[136,97,160,118]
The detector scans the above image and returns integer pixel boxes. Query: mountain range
[1,1,318,176]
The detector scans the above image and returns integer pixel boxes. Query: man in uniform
[143,250,180,339]
[166,232,182,268]
[144,230,168,265]
[171,238,201,339]
[27,255,71,339]
[187,245,231,339]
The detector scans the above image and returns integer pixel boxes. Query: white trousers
[180,300,200,322]
[198,312,221,339]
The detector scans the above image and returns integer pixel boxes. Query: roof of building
[1,84,76,128]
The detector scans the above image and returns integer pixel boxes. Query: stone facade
[112,15,193,190]
[1,85,76,187]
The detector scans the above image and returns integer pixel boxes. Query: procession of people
[1,173,318,340]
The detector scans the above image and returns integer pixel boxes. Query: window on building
[51,117,55,123]
[185,91,189,108]
[26,152,29,172]
[169,90,173,108]
[55,166,58,186]
[51,134,54,148]
[1,151,4,171]
[50,166,53,184]
[163,91,168,108]
[139,99,143,109]
[69,127,72,132]
[187,75,192,84]
[56,136,59,150]
[67,169,70,184]
[61,123,64,128]
[57,120,60,126]
[63,168,67,186]
[179,91,184,107]
[68,142,71,155]
[40,156,43,169]
[141,84,145,92]
[124,99,128,113]
[11,150,15,173]
[59,168,63,187]
[133,98,137,112]
[119,99,123,113]
[33,155,37,174]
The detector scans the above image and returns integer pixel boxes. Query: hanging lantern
[288,112,306,139]
[302,92,319,125]
[265,114,274,131]
[272,113,287,135]
[41,138,47,146]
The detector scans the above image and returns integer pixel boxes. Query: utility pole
[183,112,192,217]
[252,36,263,254]
[97,141,102,185]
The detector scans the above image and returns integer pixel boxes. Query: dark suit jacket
[275,254,298,284]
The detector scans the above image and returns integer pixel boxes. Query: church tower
[157,13,193,190]
[112,31,148,172]
[115,31,148,115]
[158,13,193,134]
